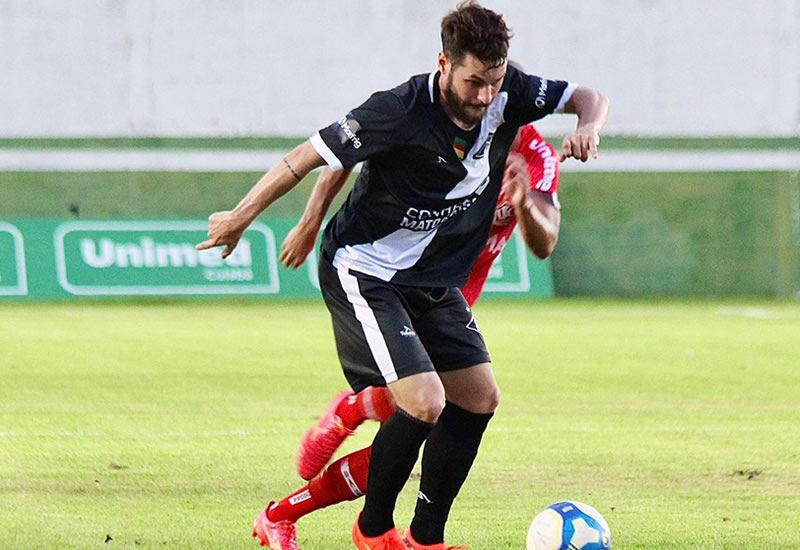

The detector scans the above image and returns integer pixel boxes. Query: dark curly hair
[440,1,512,68]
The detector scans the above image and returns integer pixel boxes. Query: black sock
[409,401,493,545]
[358,408,434,537]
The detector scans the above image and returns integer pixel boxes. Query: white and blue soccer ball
[527,501,611,550]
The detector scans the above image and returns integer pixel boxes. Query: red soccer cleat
[404,529,467,550]
[252,504,300,550]
[352,514,409,550]
[296,391,355,480]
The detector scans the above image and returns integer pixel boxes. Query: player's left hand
[280,222,318,269]
[559,129,599,163]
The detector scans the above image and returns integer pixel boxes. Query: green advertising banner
[0,222,27,296]
[55,221,278,295]
[0,219,553,300]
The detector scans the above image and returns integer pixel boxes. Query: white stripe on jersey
[555,82,578,113]
[336,265,398,384]
[310,132,344,171]
[333,227,438,282]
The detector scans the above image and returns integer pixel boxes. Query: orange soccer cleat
[404,529,467,550]
[352,514,409,550]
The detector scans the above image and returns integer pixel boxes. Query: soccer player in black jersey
[197,2,608,548]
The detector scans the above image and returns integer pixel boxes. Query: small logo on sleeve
[534,79,549,109]
[336,114,363,149]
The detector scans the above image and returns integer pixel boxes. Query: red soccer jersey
[460,124,560,306]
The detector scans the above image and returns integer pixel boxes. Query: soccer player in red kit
[253,123,562,549]
[461,123,561,305]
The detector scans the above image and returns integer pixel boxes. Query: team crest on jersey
[453,136,467,160]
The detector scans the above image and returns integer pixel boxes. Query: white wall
[1,0,798,137]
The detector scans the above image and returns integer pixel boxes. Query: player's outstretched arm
[196,141,325,258]
[504,153,561,259]
[559,86,609,163]
[280,167,352,269]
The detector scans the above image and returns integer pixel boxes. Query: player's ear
[437,51,449,74]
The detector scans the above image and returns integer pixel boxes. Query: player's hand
[503,152,530,208]
[280,223,319,269]
[559,130,599,163]
[195,210,248,259]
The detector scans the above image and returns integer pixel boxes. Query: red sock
[358,386,396,423]
[266,485,317,524]
[267,447,372,524]
[336,387,396,430]
[309,446,371,507]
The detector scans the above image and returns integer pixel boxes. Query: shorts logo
[418,491,432,504]
[400,325,416,337]
[336,114,362,149]
[466,315,481,334]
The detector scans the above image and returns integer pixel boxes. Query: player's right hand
[195,210,247,259]
[559,130,599,163]
[280,223,319,269]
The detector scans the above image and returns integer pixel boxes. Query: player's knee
[484,384,501,412]
[459,383,500,414]
[400,390,445,423]
[390,373,445,423]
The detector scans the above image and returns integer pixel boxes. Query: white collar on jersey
[427,71,438,103]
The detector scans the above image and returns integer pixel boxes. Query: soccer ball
[527,501,611,550]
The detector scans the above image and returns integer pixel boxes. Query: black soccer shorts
[318,255,491,392]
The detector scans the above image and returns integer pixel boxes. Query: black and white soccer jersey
[310,64,575,287]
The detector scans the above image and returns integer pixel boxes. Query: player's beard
[442,71,488,127]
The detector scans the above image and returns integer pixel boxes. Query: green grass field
[2,300,799,549]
